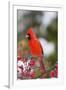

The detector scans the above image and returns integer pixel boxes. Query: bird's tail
[39,57,46,74]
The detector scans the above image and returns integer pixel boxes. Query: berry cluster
[49,64,58,78]
[17,56,36,79]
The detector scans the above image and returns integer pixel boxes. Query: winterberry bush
[17,39,58,79]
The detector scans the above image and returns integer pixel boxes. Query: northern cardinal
[26,27,45,74]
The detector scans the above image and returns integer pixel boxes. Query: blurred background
[17,10,58,79]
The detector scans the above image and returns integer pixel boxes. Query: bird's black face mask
[26,34,31,40]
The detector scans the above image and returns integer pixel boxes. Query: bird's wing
[38,40,44,55]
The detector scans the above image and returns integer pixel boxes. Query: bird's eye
[26,34,31,40]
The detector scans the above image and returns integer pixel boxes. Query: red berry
[50,70,55,78]
[17,56,22,61]
[29,60,35,67]
[30,71,35,78]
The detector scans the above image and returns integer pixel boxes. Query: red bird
[26,27,45,74]
[26,27,43,56]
